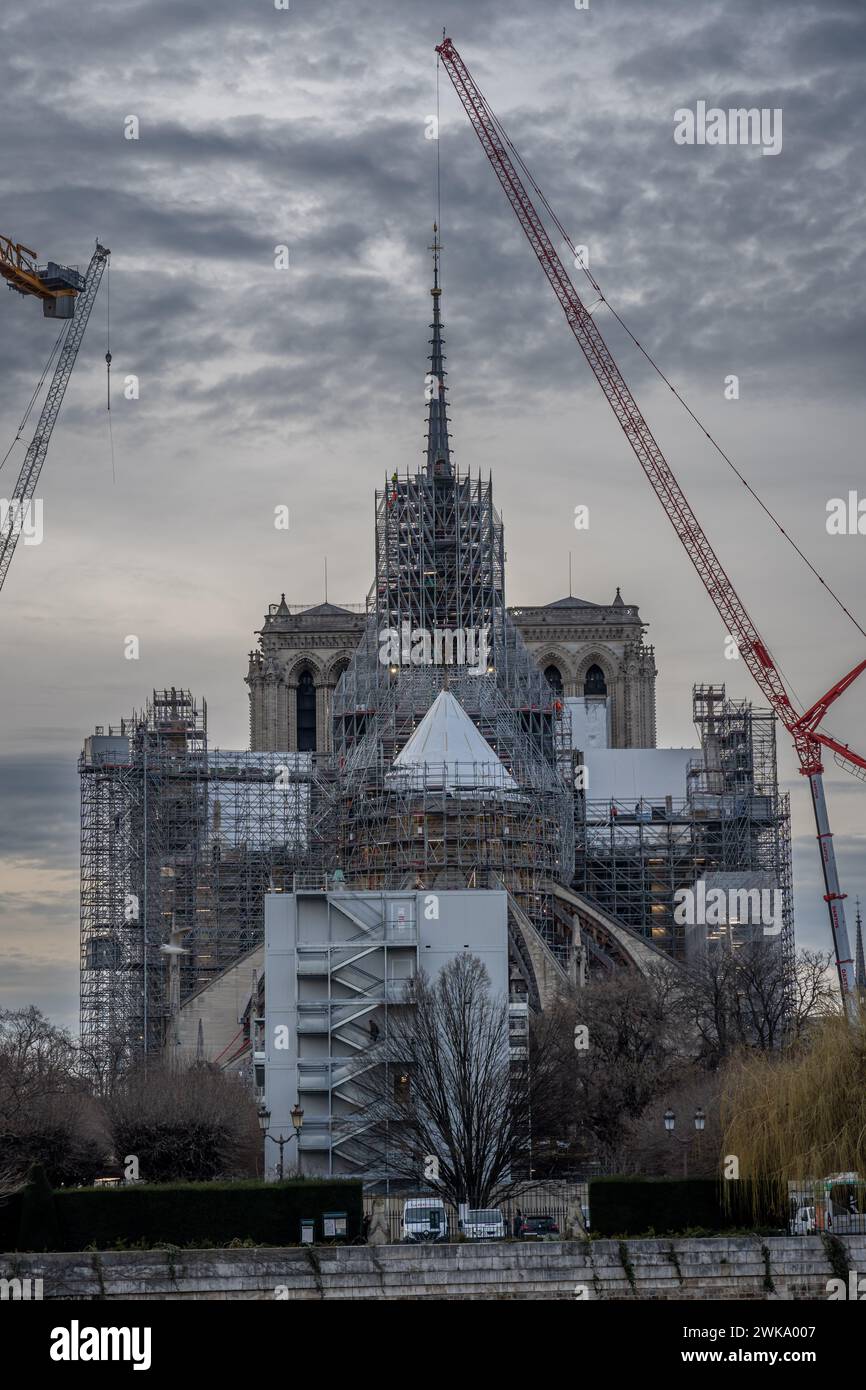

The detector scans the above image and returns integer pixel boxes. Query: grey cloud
[0,755,79,861]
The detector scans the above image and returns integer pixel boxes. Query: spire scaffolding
[425,224,452,479]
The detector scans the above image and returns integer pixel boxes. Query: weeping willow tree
[721,1012,866,1215]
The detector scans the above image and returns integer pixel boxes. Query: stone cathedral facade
[511,592,657,748]
[246,589,657,755]
[246,598,363,754]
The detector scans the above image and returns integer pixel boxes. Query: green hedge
[0,1193,22,1251]
[588,1178,771,1237]
[2,1177,363,1252]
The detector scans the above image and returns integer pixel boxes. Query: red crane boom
[436,35,865,1017]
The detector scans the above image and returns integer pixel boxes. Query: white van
[402,1198,449,1243]
[789,1205,815,1235]
[461,1208,506,1240]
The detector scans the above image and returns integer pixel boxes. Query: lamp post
[663,1107,705,1177]
[258,1102,304,1180]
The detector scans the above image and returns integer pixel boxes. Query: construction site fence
[362,1183,588,1244]
[787,1185,866,1236]
[361,1183,866,1242]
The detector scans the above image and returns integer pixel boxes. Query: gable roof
[301,602,357,617]
[545,595,602,608]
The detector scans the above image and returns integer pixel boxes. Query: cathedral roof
[546,595,603,609]
[543,587,630,610]
[390,690,518,793]
[301,602,357,617]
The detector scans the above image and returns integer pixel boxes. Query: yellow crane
[0,235,110,593]
[0,232,85,317]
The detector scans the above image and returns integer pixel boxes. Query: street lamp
[259,1101,304,1181]
[663,1107,705,1176]
[291,1103,304,1177]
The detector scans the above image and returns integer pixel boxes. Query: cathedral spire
[425,224,452,479]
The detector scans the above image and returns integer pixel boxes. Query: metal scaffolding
[333,760,569,955]
[332,463,575,962]
[573,684,793,968]
[80,690,330,1067]
[374,469,505,647]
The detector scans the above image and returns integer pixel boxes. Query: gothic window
[296,669,317,751]
[544,664,563,695]
[585,663,607,697]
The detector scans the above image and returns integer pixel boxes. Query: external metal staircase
[292,891,418,1175]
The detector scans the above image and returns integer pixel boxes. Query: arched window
[331,659,350,691]
[544,664,563,695]
[296,669,317,751]
[584,663,607,697]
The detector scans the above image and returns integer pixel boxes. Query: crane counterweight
[0,233,86,316]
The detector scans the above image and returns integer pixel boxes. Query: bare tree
[787,949,838,1037]
[678,945,838,1065]
[352,955,554,1207]
[0,1006,77,1107]
[538,969,685,1171]
[76,1032,134,1099]
[0,1006,108,1184]
[108,1062,260,1182]
[677,950,742,1068]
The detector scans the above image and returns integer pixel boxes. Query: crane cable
[0,320,69,476]
[436,49,443,238]
[105,257,115,483]
[468,78,866,645]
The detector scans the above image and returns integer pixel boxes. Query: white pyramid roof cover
[390,690,518,792]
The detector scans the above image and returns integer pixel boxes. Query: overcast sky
[1,0,864,1032]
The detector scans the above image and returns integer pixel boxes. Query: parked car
[461,1208,506,1240]
[402,1198,449,1243]
[516,1213,560,1240]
